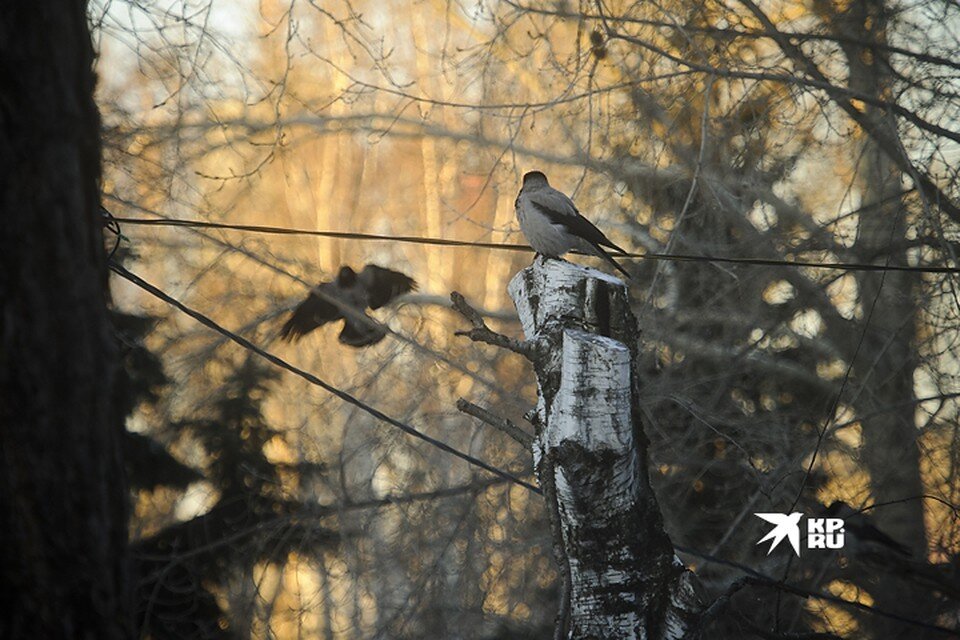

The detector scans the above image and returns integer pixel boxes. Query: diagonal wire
[109,261,542,495]
[103,201,521,400]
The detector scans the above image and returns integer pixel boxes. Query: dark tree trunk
[822,0,930,634]
[0,3,130,639]
[821,0,927,556]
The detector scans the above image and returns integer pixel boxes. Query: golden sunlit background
[90,0,960,637]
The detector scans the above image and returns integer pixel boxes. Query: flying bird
[515,171,631,279]
[280,264,416,347]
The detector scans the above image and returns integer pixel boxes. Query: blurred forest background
[87,0,960,637]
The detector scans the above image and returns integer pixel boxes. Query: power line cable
[109,215,960,275]
[109,261,542,495]
[105,203,522,400]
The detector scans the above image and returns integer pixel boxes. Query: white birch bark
[509,256,702,639]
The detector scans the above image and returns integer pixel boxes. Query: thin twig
[451,291,541,358]
[456,398,534,450]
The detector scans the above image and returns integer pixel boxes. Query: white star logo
[755,512,803,556]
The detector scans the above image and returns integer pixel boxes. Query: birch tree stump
[509,256,701,639]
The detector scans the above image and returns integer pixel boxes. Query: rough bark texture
[509,257,701,639]
[0,3,130,639]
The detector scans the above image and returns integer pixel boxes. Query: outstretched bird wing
[280,282,342,341]
[282,265,416,346]
[334,264,415,347]
[359,265,418,309]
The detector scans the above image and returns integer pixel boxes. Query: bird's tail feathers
[592,243,632,280]
[601,238,630,256]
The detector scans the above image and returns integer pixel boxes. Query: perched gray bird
[515,171,630,279]
[280,264,416,347]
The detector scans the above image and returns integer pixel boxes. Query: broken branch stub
[509,256,701,639]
